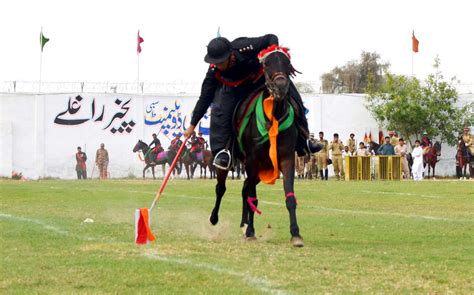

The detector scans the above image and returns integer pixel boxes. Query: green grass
[1,179,473,294]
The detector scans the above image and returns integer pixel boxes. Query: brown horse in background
[423,141,441,178]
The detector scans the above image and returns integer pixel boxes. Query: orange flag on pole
[412,31,419,53]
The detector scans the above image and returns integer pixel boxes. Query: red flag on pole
[364,132,368,144]
[412,31,419,53]
[137,30,144,54]
[369,131,373,143]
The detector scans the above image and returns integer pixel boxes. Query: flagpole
[39,27,43,93]
[411,51,414,77]
[137,52,140,94]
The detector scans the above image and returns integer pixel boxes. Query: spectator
[75,146,87,179]
[295,153,306,179]
[412,140,424,181]
[389,131,399,146]
[377,136,395,155]
[356,142,370,156]
[317,131,329,180]
[329,133,345,180]
[95,143,109,179]
[346,133,356,155]
[394,138,410,179]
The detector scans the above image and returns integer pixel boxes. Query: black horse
[368,141,380,155]
[132,140,178,179]
[209,47,304,247]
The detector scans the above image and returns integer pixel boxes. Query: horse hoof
[291,236,304,247]
[209,215,219,226]
[246,236,257,241]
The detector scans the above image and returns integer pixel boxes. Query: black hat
[204,37,232,64]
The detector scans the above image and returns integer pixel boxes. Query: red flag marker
[137,31,144,54]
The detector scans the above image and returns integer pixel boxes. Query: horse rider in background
[421,131,432,154]
[148,133,163,165]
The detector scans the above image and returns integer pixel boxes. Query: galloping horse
[423,141,441,178]
[456,139,470,179]
[209,46,304,247]
[133,140,178,179]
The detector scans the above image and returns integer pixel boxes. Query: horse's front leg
[280,155,304,247]
[161,164,166,179]
[152,165,155,180]
[143,165,147,179]
[209,169,229,225]
[240,178,250,229]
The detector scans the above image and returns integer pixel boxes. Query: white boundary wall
[1,93,472,179]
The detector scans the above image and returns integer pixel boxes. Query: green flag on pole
[40,31,49,52]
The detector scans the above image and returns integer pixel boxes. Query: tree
[320,51,389,93]
[366,56,474,147]
[295,82,315,94]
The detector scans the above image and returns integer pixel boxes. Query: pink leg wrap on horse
[286,192,298,204]
[247,197,262,215]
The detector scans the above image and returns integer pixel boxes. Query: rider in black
[148,133,162,165]
[183,34,322,170]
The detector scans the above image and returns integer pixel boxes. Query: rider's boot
[213,149,232,171]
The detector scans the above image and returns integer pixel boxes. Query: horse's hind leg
[281,157,303,247]
[152,166,155,180]
[210,169,229,225]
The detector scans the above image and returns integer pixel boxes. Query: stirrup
[213,149,232,171]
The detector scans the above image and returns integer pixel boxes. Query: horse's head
[258,46,292,102]
[433,141,442,156]
[133,140,146,153]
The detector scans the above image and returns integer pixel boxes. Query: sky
[1,0,473,89]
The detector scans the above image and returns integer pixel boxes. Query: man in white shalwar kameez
[412,140,424,181]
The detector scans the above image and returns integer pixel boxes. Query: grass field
[1,178,473,294]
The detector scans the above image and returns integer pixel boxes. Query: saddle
[233,89,294,155]
[155,151,167,162]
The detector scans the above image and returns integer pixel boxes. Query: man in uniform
[75,146,87,180]
[462,126,474,178]
[148,133,163,165]
[394,138,410,179]
[295,153,305,179]
[307,133,318,179]
[346,133,356,155]
[317,131,329,180]
[183,34,322,171]
[95,143,109,179]
[329,133,345,180]
[462,126,473,154]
